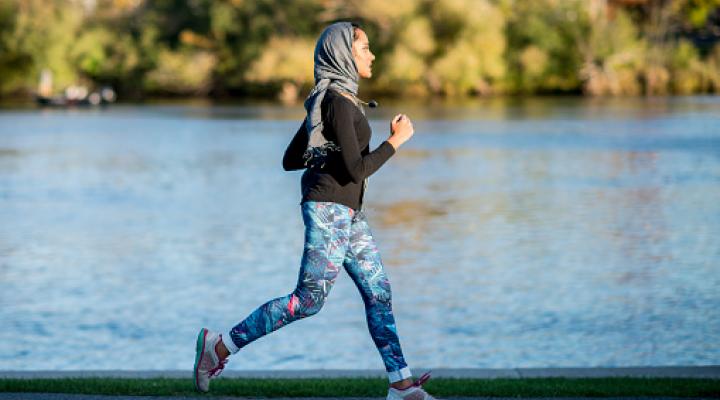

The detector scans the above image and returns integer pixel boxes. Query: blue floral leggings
[221,201,411,383]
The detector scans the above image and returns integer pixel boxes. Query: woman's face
[352,29,375,79]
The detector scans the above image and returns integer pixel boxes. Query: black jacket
[283,89,395,211]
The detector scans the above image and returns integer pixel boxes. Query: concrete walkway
[2,368,718,400]
[2,366,719,380]
[0,395,716,400]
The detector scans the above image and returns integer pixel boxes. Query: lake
[0,96,718,371]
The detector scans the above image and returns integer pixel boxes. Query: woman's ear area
[350,28,368,60]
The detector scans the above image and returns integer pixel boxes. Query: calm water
[1,97,718,371]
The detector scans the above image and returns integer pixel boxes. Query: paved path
[2,366,719,379]
[0,396,716,400]
[2,368,717,400]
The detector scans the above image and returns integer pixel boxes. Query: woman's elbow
[283,161,300,171]
[282,153,299,171]
[347,170,363,184]
[344,161,365,183]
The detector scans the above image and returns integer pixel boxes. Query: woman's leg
[342,210,411,384]
[221,202,352,355]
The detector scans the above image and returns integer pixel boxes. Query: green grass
[1,377,719,397]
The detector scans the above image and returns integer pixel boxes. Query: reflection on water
[0,97,719,370]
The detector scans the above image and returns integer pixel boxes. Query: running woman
[194,21,438,400]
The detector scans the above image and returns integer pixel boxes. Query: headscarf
[302,22,359,167]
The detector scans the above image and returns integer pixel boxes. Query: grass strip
[1,377,719,397]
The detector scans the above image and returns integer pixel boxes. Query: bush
[144,49,216,95]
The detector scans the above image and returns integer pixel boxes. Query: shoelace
[412,371,431,387]
[208,334,228,378]
[208,358,228,378]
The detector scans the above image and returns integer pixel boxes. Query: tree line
[1,0,719,101]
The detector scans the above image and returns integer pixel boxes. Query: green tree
[504,0,587,93]
[0,0,84,96]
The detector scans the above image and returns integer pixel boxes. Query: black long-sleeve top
[283,89,396,211]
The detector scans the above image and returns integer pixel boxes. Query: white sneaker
[193,328,228,392]
[387,372,438,400]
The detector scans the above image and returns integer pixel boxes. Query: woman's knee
[292,288,328,318]
[373,290,392,305]
[303,296,326,316]
[368,280,392,306]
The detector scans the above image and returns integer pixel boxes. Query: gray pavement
[0,395,716,400]
[2,368,718,400]
[2,366,719,380]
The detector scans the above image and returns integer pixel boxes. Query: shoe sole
[193,328,208,392]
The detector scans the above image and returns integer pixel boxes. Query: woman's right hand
[388,113,414,150]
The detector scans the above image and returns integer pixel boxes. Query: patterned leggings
[222,201,411,383]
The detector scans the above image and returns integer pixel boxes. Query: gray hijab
[303,22,359,167]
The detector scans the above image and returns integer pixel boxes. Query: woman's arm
[329,97,395,184]
[282,120,309,171]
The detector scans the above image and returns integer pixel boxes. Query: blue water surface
[0,96,718,370]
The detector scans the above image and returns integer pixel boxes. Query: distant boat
[36,86,117,108]
[35,69,117,107]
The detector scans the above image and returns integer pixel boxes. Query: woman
[194,22,437,400]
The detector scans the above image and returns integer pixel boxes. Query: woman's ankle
[390,378,413,390]
[215,338,230,360]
